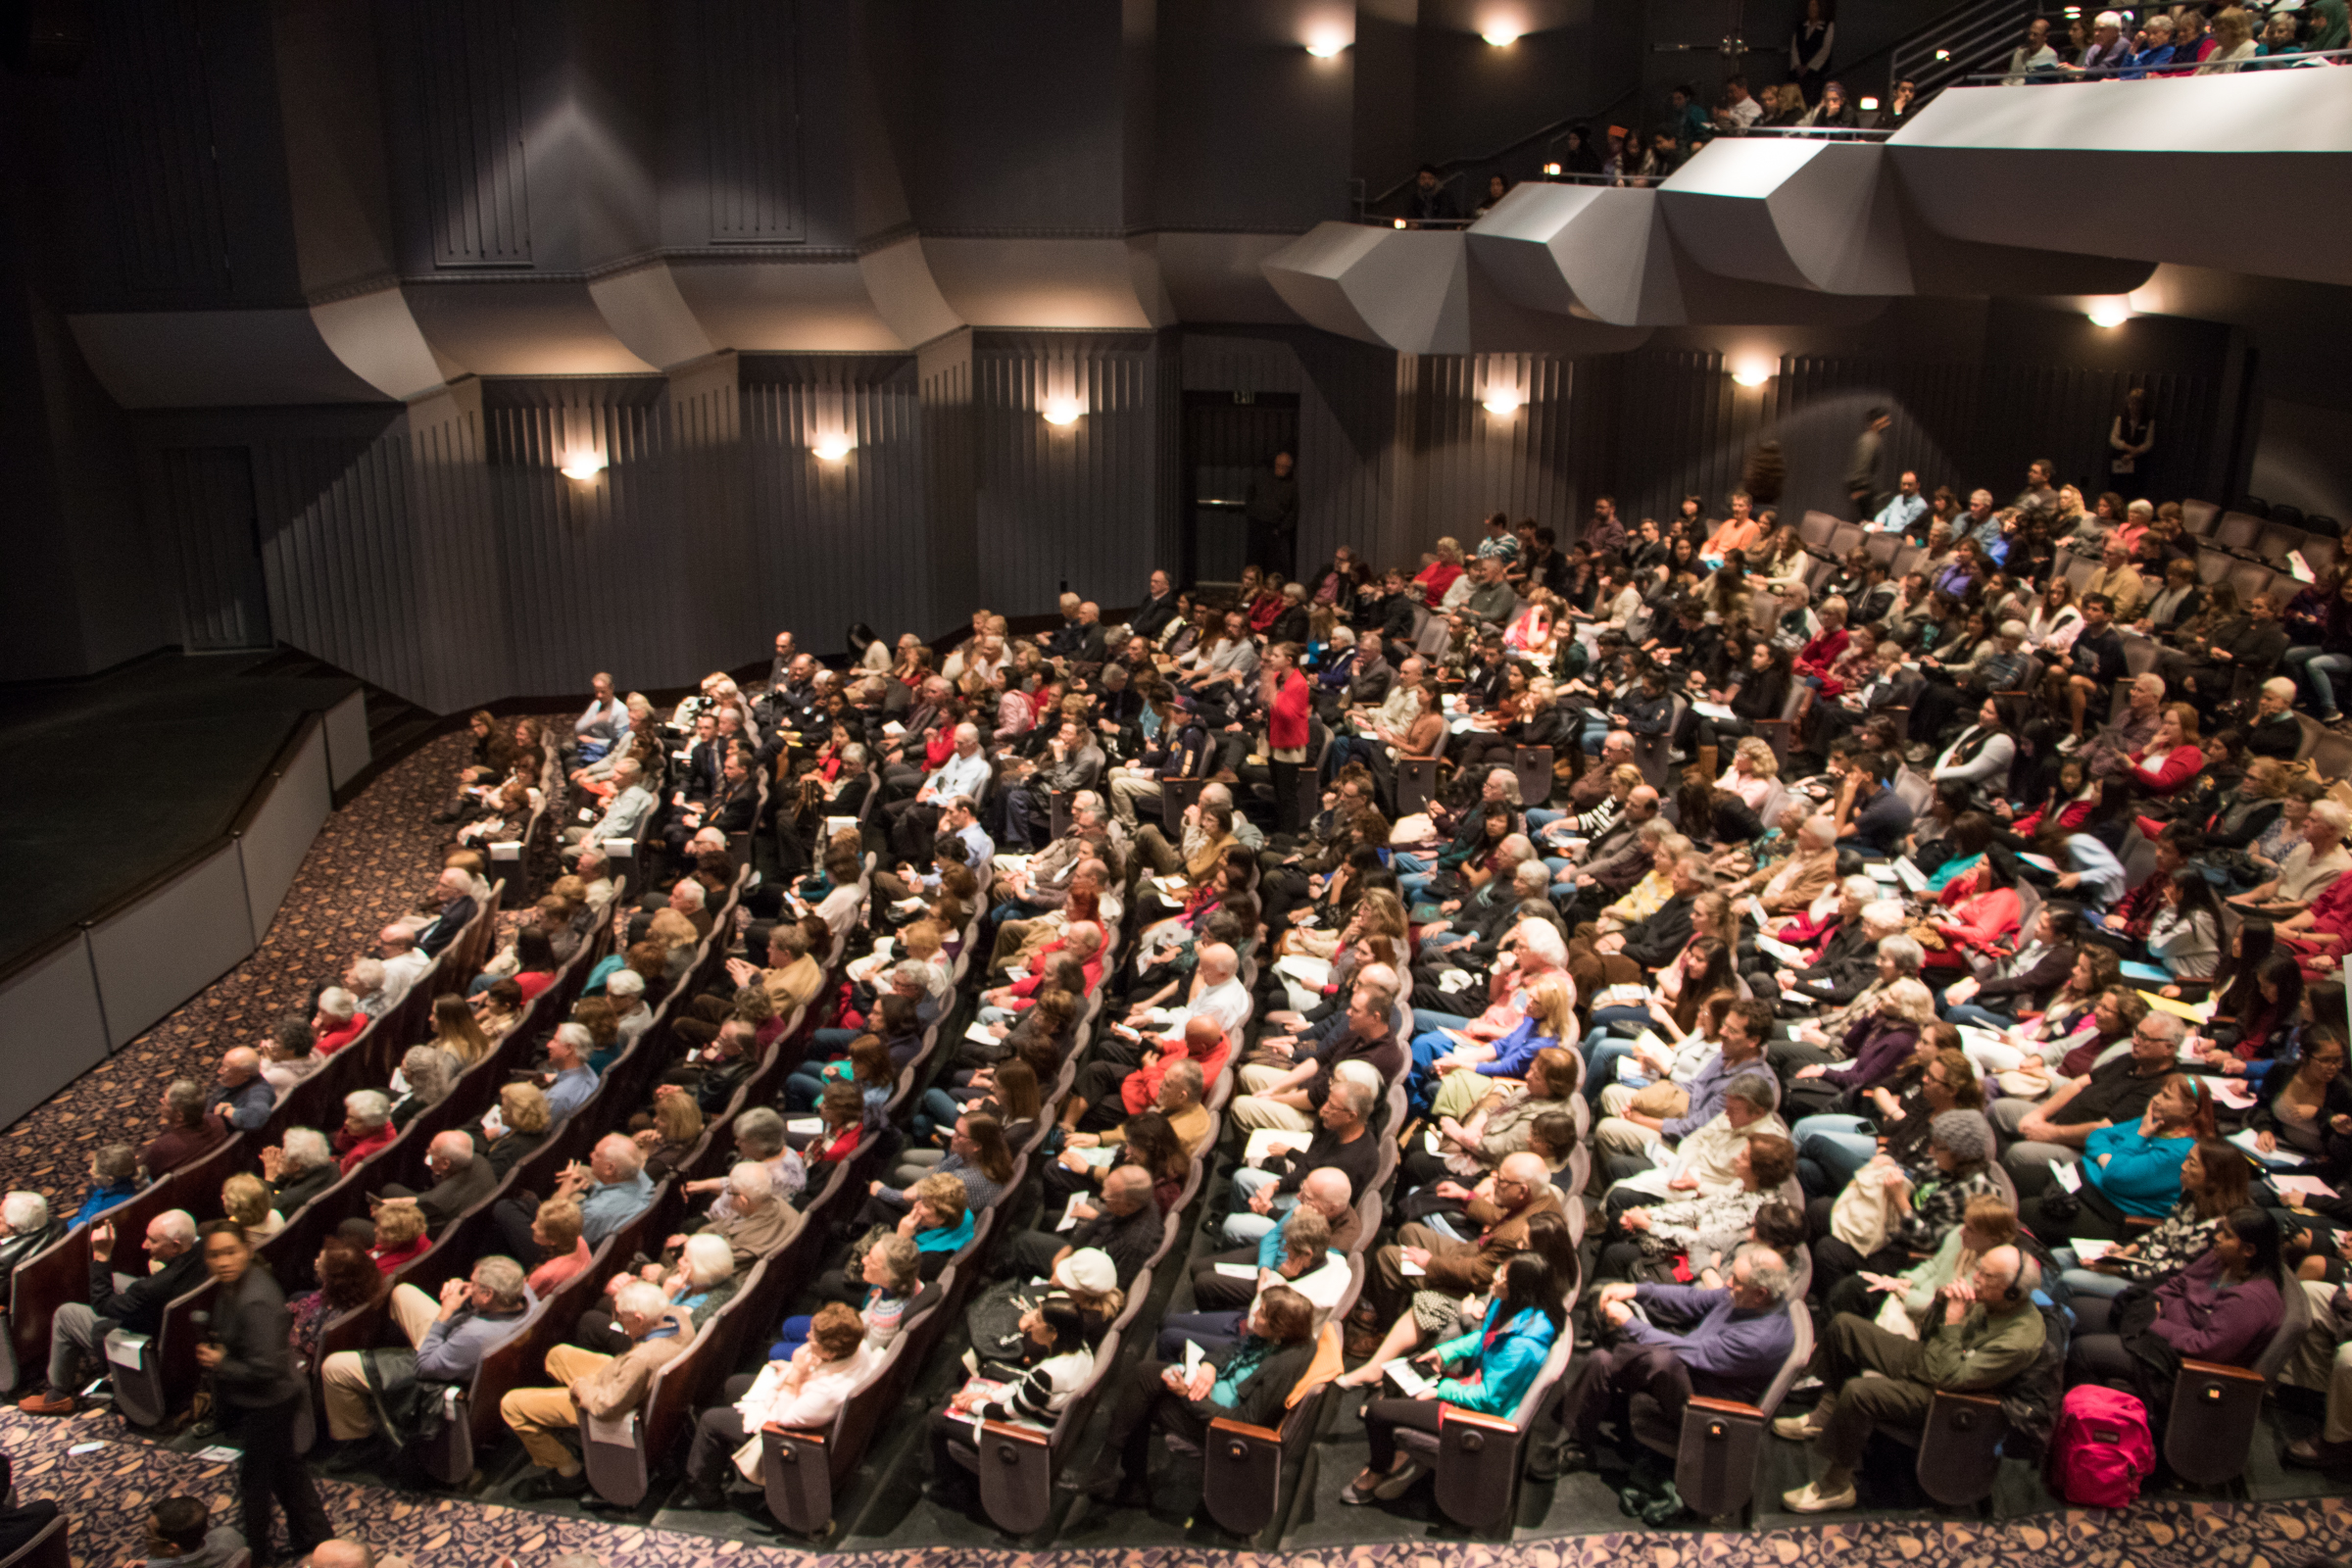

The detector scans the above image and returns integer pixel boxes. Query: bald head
[220,1048,259,1085]
[1497,1152,1550,1196]
[309,1544,372,1568]
[1299,1167,1353,1218]
[1102,1165,1153,1213]
[1196,943,1238,982]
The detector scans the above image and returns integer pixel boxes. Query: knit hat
[1930,1108,1996,1165]
[1053,1248,1116,1295]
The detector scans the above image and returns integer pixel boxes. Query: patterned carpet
[0,727,473,1202]
[7,726,2351,1567]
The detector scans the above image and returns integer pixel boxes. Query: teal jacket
[1430,1302,1558,1416]
[2082,1123,2192,1216]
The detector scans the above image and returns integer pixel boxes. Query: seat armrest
[1685,1396,1763,1419]
[2179,1358,2265,1382]
[1439,1403,1523,1434]
[1932,1389,2004,1409]
[763,1424,827,1446]
[1208,1416,1282,1443]
[979,1418,1052,1446]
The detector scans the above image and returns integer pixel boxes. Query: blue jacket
[1476,1016,1560,1079]
[1621,1283,1795,1399]
[72,1181,138,1231]
[2083,1123,2192,1216]
[414,1297,535,1382]
[1430,1301,1557,1415]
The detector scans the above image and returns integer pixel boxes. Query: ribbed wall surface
[972,332,1170,615]
[1407,354,1580,542]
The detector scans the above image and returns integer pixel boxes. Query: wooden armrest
[2179,1358,2265,1383]
[1685,1396,1764,1419]
[1438,1402,1523,1434]
[1931,1389,2005,1409]
[762,1424,827,1446]
[978,1418,1052,1446]
[1207,1416,1282,1443]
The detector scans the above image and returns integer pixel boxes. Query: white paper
[1754,936,1806,966]
[1072,1146,1117,1168]
[1400,1257,1426,1277]
[1213,1262,1260,1280]
[1384,1360,1433,1397]
[1891,858,1929,894]
[2274,1175,2339,1201]
[823,815,858,837]
[2016,852,2060,873]
[882,721,906,738]
[193,1446,244,1463]
[2050,1161,2082,1194]
[1692,702,1738,722]
[2071,1239,2119,1264]
[1183,1339,1206,1377]
[1055,1195,1090,1232]
[1632,1028,1668,1059]
[1244,1128,1311,1167]
[2230,1127,2307,1169]
[995,855,1032,875]
[964,1020,1000,1046]
[2209,1078,2258,1110]
[785,1115,823,1136]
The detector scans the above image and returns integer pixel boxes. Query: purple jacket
[1824,1018,1922,1092]
[2149,1250,2283,1366]
[1621,1283,1796,1400]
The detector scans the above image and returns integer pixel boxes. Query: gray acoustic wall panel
[0,939,112,1134]
[86,843,254,1051]
[238,722,331,941]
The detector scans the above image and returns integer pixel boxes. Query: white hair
[553,1023,594,1055]
[1515,920,1568,969]
[1877,933,1926,973]
[345,1090,391,1126]
[1841,874,1881,903]
[671,879,707,909]
[1860,900,1909,933]
[318,988,357,1021]
[345,958,384,990]
[726,1160,772,1201]
[2314,801,2351,838]
[681,1233,736,1288]
[614,1280,669,1323]
[1,1193,48,1233]
[281,1127,330,1171]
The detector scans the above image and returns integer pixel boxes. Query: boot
[1694,743,1718,783]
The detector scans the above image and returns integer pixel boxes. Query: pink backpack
[2047,1385,2154,1507]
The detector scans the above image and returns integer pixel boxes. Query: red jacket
[2127,744,2204,796]
[1268,670,1312,751]
[1121,1028,1234,1116]
[316,1016,368,1056]
[1793,628,1851,686]
[1415,563,1463,608]
[336,1122,396,1173]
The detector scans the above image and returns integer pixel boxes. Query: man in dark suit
[1128,569,1181,641]
[414,866,479,957]
[19,1207,206,1415]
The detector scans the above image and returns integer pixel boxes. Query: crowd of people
[4,425,2349,1555]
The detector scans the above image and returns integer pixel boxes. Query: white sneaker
[1784,1479,1858,1513]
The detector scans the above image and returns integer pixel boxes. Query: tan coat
[577,1305,696,1419]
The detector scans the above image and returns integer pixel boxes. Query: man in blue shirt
[1871,470,1927,537]
[1547,1246,1797,1474]
[540,1026,600,1121]
[204,1049,274,1133]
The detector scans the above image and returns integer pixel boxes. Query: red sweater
[1268,671,1312,751]
[1121,1029,1234,1116]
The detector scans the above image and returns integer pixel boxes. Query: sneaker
[1772,1412,1822,1442]
[1783,1479,1858,1513]
[1372,1458,1430,1499]
[2056,733,2082,754]
[2286,1436,2352,1469]
[16,1392,74,1417]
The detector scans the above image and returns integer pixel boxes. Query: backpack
[2046,1385,2154,1508]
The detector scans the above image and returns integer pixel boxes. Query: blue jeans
[1582,1032,1637,1107]
[2050,1248,2132,1301]
[2288,645,2352,718]
[914,1087,964,1143]
[1791,1114,1881,1198]
[1526,808,1565,830]
[1941,1001,2018,1031]
[1221,1167,1295,1245]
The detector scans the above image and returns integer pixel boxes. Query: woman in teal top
[1342,1253,1563,1505]
[2024,1074,2214,1243]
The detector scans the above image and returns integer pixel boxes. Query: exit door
[1182,391,1299,587]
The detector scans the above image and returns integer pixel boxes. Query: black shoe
[676,1484,728,1511]
[513,1468,590,1501]
[1057,1459,1126,1499]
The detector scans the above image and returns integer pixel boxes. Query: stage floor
[0,650,360,973]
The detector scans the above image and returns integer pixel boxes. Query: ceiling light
[812,435,855,463]
[1543,161,1561,175]
[1935,47,1951,59]
[2086,300,2132,328]
[1481,25,1521,46]
[1043,399,1083,427]
[559,451,606,481]
[1481,387,1523,416]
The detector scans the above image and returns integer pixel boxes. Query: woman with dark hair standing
[198,1222,332,1564]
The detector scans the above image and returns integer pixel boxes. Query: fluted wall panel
[1407,354,1580,543]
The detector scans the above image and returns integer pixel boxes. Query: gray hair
[281,1127,331,1171]
[1736,1244,1794,1303]
[672,879,708,910]
[1485,766,1522,806]
[318,987,358,1021]
[2139,1009,2186,1044]
[1724,1072,1780,1114]
[891,958,932,991]
[1330,1075,1377,1118]
[401,1046,454,1104]
[735,1106,786,1159]
[152,1209,197,1247]
[1860,901,1910,935]
[1840,874,1880,903]
[345,1090,391,1127]
[1512,859,1550,892]
[1876,933,1925,973]
[346,958,384,991]
[1,1193,48,1233]
[553,1022,593,1056]
[473,1255,527,1311]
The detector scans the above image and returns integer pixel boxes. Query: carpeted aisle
[0,728,472,1205]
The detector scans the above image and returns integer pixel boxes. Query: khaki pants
[1107,769,1160,826]
[1229,1063,1315,1133]
[2281,1278,2352,1442]
[500,1344,612,1472]
[1592,1114,1663,1160]
[1432,1070,1505,1123]
[319,1282,440,1441]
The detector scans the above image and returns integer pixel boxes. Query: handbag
[1829,1169,1896,1253]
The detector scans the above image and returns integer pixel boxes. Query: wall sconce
[2086,299,2133,328]
[1042,399,1083,427]
[805,388,857,462]
[811,433,856,463]
[1304,35,1346,57]
[1481,25,1521,45]
[1481,386,1524,416]
[559,450,606,482]
[1730,356,1776,388]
